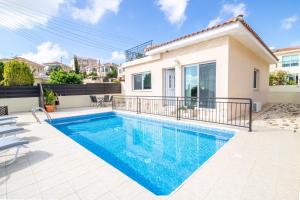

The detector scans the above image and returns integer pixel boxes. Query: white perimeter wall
[268,85,300,104]
[0,94,120,113]
[0,97,39,113]
[56,94,120,109]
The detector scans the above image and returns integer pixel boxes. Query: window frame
[287,73,299,85]
[253,68,259,90]
[281,54,299,67]
[132,71,152,91]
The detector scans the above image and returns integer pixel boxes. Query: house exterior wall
[123,36,230,98]
[228,37,270,105]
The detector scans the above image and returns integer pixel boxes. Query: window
[288,73,299,85]
[253,69,259,89]
[184,62,216,108]
[282,55,299,67]
[133,72,151,90]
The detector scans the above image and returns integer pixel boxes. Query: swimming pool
[49,111,234,195]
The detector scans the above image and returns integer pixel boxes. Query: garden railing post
[249,98,252,132]
[176,97,179,120]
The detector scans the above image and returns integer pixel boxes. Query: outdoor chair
[0,119,16,126]
[0,136,29,166]
[90,95,103,107]
[0,125,24,137]
[102,95,113,107]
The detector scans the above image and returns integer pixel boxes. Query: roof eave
[146,22,239,56]
[146,21,277,64]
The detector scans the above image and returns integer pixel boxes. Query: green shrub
[269,70,297,86]
[106,68,118,78]
[88,71,97,77]
[49,69,83,84]
[1,60,34,86]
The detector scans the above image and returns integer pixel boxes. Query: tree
[1,60,34,86]
[106,67,118,78]
[269,70,295,86]
[49,69,83,84]
[88,71,97,77]
[74,55,80,74]
[0,62,4,82]
[46,65,62,75]
[87,71,98,80]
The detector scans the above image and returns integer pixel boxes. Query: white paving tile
[6,183,40,200]
[41,182,74,199]
[76,180,109,200]
[1,108,299,200]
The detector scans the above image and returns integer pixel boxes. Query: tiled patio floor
[0,107,300,200]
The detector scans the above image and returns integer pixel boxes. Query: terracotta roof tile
[273,47,300,53]
[146,15,278,61]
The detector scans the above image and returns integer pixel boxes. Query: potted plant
[44,89,56,112]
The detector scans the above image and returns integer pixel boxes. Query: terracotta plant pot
[45,105,55,112]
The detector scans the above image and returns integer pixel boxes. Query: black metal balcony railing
[112,96,252,132]
[125,40,153,62]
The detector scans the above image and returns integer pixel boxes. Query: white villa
[270,47,300,85]
[121,15,278,106]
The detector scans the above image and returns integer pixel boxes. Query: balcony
[125,40,153,62]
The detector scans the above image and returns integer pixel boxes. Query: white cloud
[269,46,275,51]
[222,3,247,17]
[281,15,298,30]
[71,0,122,24]
[21,42,68,64]
[156,0,189,25]
[106,51,125,63]
[207,3,247,28]
[207,17,222,28]
[0,0,65,30]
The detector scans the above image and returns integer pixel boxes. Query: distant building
[43,61,72,73]
[98,63,119,78]
[73,56,100,73]
[0,57,47,84]
[270,47,300,85]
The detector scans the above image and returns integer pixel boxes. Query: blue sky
[0,0,299,65]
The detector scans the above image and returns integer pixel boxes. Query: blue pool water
[49,112,234,195]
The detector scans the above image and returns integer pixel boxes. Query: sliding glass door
[184,65,198,108]
[184,62,216,108]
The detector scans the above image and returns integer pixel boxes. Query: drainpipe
[174,59,181,97]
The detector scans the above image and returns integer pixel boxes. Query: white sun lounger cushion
[0,116,18,121]
[0,137,29,151]
[0,120,16,126]
[0,126,24,134]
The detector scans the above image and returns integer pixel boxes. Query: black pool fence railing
[112,96,252,132]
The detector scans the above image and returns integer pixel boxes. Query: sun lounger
[0,136,29,166]
[0,125,24,137]
[0,115,17,121]
[0,119,16,126]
